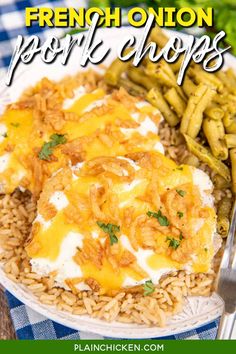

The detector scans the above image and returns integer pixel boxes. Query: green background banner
[0,339,236,354]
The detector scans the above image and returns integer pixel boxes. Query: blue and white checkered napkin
[1,0,220,340]
[0,0,86,69]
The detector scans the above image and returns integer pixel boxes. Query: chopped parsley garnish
[166,237,180,250]
[177,211,184,219]
[176,189,186,197]
[50,133,67,145]
[204,248,208,252]
[2,132,7,138]
[10,122,20,127]
[147,210,170,226]
[97,222,120,245]
[179,232,184,240]
[38,134,67,161]
[143,280,155,296]
[38,142,54,160]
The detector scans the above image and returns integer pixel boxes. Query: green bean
[127,67,159,91]
[145,61,186,101]
[217,197,232,237]
[230,148,236,193]
[118,78,147,98]
[150,27,169,48]
[204,104,224,120]
[182,75,197,97]
[226,68,236,85]
[224,114,236,134]
[216,69,236,92]
[225,134,236,149]
[223,112,234,127]
[164,87,186,118]
[180,83,216,138]
[145,61,175,87]
[170,55,184,73]
[213,94,229,105]
[188,67,223,92]
[203,118,228,160]
[184,134,231,182]
[146,88,179,127]
[213,174,231,190]
[182,154,200,167]
[105,58,130,86]
[150,28,185,75]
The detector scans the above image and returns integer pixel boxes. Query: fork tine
[232,252,236,270]
[219,199,236,270]
[227,200,236,245]
[228,200,236,270]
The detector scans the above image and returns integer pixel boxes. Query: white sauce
[118,179,145,208]
[0,153,10,173]
[120,235,175,287]
[30,231,84,289]
[122,179,143,192]
[137,116,158,136]
[153,141,165,154]
[76,282,91,291]
[49,191,69,211]
[63,86,86,109]
[192,168,214,207]
[91,231,99,239]
[192,168,219,249]
[135,101,150,109]
[117,156,141,171]
[121,116,158,138]
[34,214,52,230]
[83,98,106,113]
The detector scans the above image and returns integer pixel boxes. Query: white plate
[0,27,231,338]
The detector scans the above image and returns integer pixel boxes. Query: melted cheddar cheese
[0,87,163,195]
[27,153,218,294]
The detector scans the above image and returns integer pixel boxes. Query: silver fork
[216,199,236,339]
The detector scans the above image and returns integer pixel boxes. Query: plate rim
[0,266,224,338]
